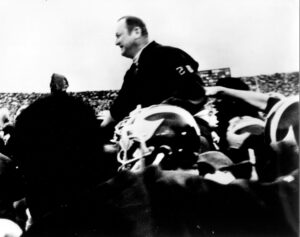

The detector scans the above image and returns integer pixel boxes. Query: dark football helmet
[112,104,202,172]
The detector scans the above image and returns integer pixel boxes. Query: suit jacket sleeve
[161,47,206,114]
[109,65,138,122]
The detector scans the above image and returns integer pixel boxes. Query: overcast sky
[0,0,298,92]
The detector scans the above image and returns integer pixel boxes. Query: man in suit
[99,16,206,130]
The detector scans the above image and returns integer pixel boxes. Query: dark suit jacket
[110,41,205,122]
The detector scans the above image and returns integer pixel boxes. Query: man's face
[50,78,68,93]
[115,19,138,59]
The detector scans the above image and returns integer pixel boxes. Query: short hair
[50,73,69,93]
[118,16,148,37]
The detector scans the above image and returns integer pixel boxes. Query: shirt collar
[133,41,151,66]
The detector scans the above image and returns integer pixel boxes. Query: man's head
[115,16,149,59]
[50,73,69,94]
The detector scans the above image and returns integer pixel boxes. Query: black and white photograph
[0,0,298,236]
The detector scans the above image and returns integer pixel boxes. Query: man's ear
[132,26,142,38]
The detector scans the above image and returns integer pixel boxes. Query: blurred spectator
[13,94,105,220]
[0,108,13,153]
[50,73,69,95]
[0,108,11,130]
[12,94,153,236]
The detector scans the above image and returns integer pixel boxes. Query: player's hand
[204,86,223,97]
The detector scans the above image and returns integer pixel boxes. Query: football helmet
[112,104,202,172]
[264,95,299,145]
[226,116,265,149]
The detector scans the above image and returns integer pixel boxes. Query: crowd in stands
[0,72,298,121]
[0,91,118,120]
[241,72,299,96]
[0,72,298,237]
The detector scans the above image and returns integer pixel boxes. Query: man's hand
[97,110,115,128]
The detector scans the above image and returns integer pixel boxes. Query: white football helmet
[112,104,202,172]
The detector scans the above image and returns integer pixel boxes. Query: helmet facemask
[112,105,201,172]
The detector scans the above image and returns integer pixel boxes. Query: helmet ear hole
[143,145,171,167]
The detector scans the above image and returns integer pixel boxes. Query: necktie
[131,63,138,75]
